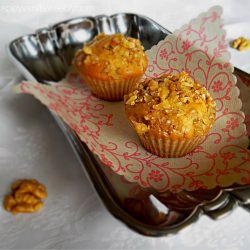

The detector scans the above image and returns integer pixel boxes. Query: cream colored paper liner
[81,75,142,101]
[138,134,204,158]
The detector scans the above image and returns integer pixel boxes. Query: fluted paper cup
[81,75,142,101]
[138,133,204,158]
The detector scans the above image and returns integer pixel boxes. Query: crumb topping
[73,33,148,80]
[125,72,216,139]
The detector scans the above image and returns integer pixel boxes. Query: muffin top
[73,33,148,80]
[125,72,216,139]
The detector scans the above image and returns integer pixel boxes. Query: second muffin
[124,72,216,158]
[73,33,148,101]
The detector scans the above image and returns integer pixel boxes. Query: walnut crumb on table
[231,36,250,51]
[3,179,47,214]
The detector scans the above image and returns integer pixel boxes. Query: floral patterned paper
[14,6,250,192]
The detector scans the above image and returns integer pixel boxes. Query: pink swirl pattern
[15,6,250,192]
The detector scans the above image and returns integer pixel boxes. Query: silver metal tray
[8,13,250,236]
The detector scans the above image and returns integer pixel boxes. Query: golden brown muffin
[73,33,148,101]
[124,72,216,158]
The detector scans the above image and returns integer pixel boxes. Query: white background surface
[0,0,250,249]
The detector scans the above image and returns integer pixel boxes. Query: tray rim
[8,12,250,237]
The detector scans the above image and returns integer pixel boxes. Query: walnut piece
[232,37,250,51]
[3,179,47,214]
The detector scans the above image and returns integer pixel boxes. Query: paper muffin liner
[81,75,143,101]
[138,133,205,158]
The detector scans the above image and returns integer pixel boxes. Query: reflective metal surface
[8,13,250,236]
[9,14,168,82]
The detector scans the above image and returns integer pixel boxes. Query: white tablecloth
[0,0,250,249]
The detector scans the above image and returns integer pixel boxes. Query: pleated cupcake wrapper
[81,75,142,101]
[138,133,204,158]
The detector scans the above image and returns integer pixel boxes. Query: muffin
[73,33,148,101]
[124,72,216,158]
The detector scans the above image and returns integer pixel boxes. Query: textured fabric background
[0,0,250,249]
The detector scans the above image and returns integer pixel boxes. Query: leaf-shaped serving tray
[9,13,250,236]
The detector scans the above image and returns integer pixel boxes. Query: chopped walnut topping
[3,179,47,214]
[83,46,92,54]
[73,33,148,80]
[126,95,137,105]
[133,121,149,134]
[124,72,216,139]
